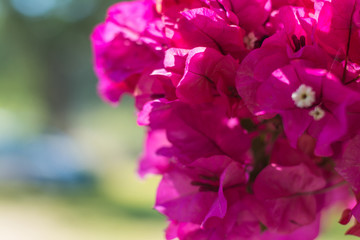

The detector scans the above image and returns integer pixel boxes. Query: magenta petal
[138,130,171,177]
[336,133,360,192]
[312,74,360,156]
[201,162,245,226]
[176,71,217,104]
[155,168,217,223]
[270,138,313,166]
[96,77,125,105]
[281,109,312,148]
[253,164,326,232]
[256,67,300,112]
[353,203,360,223]
[165,221,180,240]
[227,0,271,32]
[315,0,360,63]
[236,35,289,114]
[254,163,326,199]
[91,2,163,82]
[267,196,317,233]
[168,7,246,58]
[312,105,347,157]
[339,208,353,225]
[260,214,320,240]
[201,185,227,227]
[91,0,166,105]
[97,73,139,105]
[176,47,239,105]
[137,99,172,127]
[138,100,251,163]
[164,48,189,75]
[189,155,232,176]
[346,221,360,237]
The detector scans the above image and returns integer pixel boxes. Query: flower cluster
[91,0,360,238]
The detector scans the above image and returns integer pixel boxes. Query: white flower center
[291,84,316,108]
[309,106,325,120]
[244,32,257,50]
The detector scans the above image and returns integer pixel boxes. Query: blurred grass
[0,174,166,240]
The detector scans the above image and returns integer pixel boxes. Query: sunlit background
[0,0,357,239]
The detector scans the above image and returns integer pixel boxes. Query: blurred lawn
[0,176,166,240]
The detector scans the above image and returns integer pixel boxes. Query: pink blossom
[315,0,360,64]
[91,0,360,238]
[236,6,325,114]
[165,190,262,240]
[91,0,166,103]
[256,61,360,156]
[157,0,202,13]
[204,0,271,32]
[335,133,360,192]
[176,47,241,109]
[138,130,172,177]
[138,100,252,163]
[165,7,247,59]
[271,0,314,10]
[134,68,176,110]
[253,163,326,232]
[155,156,245,223]
[259,215,320,240]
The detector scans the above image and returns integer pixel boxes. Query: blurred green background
[0,0,357,239]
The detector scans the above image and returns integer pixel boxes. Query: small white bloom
[291,84,316,108]
[244,32,257,50]
[309,106,325,121]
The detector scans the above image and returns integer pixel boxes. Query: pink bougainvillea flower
[256,61,360,156]
[138,129,172,177]
[259,215,320,240]
[271,0,314,10]
[91,0,166,103]
[138,99,253,163]
[133,68,177,110]
[163,48,190,85]
[91,0,360,238]
[175,47,241,109]
[335,133,360,192]
[236,32,291,115]
[271,137,350,205]
[251,137,349,235]
[270,137,316,166]
[201,161,246,226]
[155,156,246,224]
[236,6,327,114]
[165,7,247,59]
[253,163,326,233]
[204,0,271,32]
[155,162,221,224]
[155,0,202,14]
[315,0,360,64]
[96,73,139,105]
[176,47,227,104]
[165,189,262,240]
[161,46,250,117]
